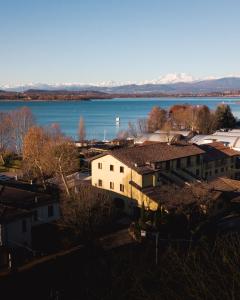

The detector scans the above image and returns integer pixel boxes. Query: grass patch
[0,158,22,173]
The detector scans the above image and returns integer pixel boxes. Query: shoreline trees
[122,103,237,137]
[213,104,236,129]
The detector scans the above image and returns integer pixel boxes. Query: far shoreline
[1,96,240,102]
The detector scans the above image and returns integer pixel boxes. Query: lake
[0,98,239,140]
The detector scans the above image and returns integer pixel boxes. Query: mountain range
[2,73,240,94]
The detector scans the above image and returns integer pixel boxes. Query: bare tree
[169,105,200,131]
[128,121,138,138]
[78,116,86,144]
[0,112,13,164]
[147,106,167,132]
[23,126,50,189]
[60,184,114,238]
[46,123,63,140]
[23,125,79,194]
[117,130,129,140]
[10,107,35,154]
[195,105,215,134]
[137,118,148,133]
[46,138,79,197]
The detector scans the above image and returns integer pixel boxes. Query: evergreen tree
[213,104,236,130]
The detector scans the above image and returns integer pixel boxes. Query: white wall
[0,203,60,249]
[31,203,60,226]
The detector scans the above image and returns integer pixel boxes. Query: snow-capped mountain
[0,73,198,91]
[139,73,197,85]
[2,73,240,93]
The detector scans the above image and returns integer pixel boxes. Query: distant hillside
[3,76,240,94]
[0,90,113,101]
[2,77,240,100]
[103,77,240,94]
[24,89,110,95]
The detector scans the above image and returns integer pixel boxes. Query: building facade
[91,143,205,212]
[0,205,32,249]
[91,142,240,213]
[0,184,60,249]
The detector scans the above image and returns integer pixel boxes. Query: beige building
[91,142,206,213]
[199,142,240,180]
[91,141,240,214]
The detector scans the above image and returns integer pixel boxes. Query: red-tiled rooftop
[208,177,240,192]
[0,204,31,223]
[199,142,239,162]
[0,185,54,209]
[109,142,204,170]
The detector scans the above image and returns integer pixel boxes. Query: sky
[1,0,240,85]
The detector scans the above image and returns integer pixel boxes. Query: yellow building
[91,142,207,214]
[198,142,240,180]
[91,141,240,214]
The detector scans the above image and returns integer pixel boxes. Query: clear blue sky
[1,0,240,85]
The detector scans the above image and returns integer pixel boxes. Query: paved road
[98,228,135,250]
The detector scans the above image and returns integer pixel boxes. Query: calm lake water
[0,97,239,140]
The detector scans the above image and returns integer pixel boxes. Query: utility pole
[155,232,159,265]
[0,225,2,246]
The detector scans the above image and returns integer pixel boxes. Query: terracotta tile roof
[208,177,240,192]
[209,142,239,155]
[0,185,55,210]
[131,177,240,208]
[108,143,204,172]
[138,182,225,208]
[134,166,155,175]
[199,142,239,162]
